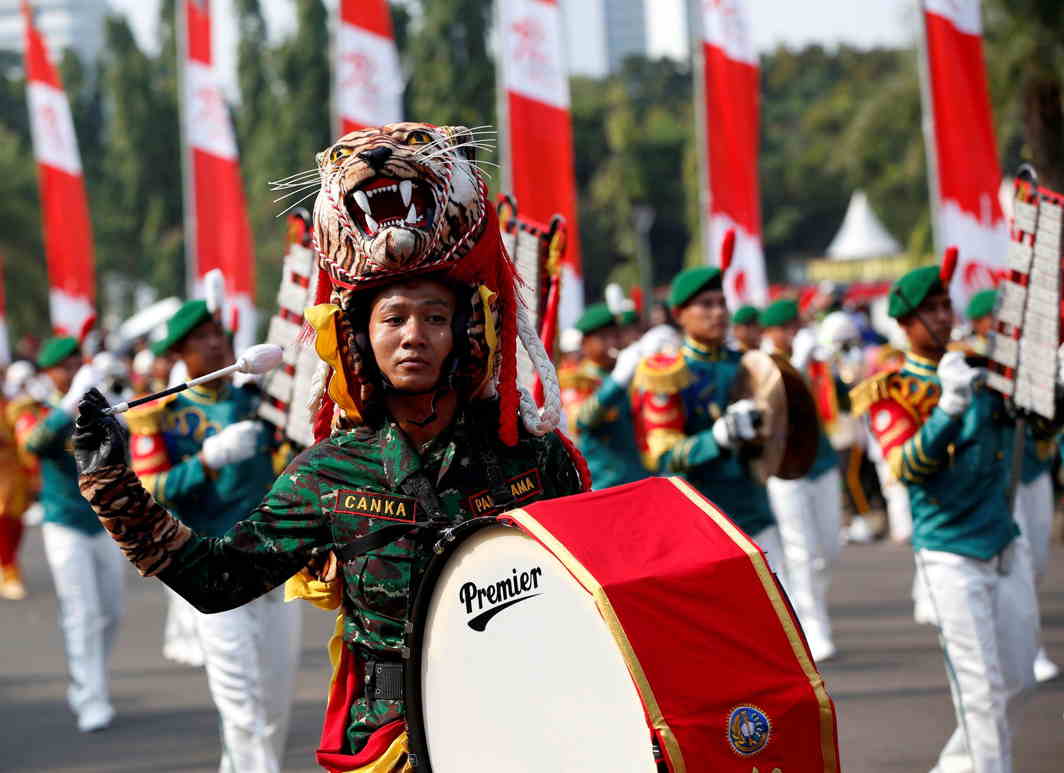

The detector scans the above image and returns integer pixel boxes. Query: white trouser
[917,538,1038,773]
[767,469,842,652]
[163,587,205,666]
[1012,472,1052,585]
[193,586,302,773]
[752,524,788,587]
[876,458,913,542]
[41,523,126,722]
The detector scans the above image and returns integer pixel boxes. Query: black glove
[74,388,130,475]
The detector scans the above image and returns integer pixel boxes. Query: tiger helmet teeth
[312,122,488,291]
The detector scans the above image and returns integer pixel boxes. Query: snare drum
[404,477,840,773]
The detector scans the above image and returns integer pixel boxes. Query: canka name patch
[466,469,543,515]
[334,489,417,523]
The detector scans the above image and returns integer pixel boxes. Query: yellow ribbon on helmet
[305,303,362,421]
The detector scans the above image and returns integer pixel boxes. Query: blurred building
[0,0,108,66]
[561,0,654,77]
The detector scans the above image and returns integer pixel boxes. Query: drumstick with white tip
[103,344,284,416]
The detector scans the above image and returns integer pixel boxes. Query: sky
[111,0,915,94]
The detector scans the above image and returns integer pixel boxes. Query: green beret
[151,299,213,356]
[759,299,799,328]
[36,336,79,370]
[574,303,616,335]
[731,305,760,325]
[617,309,640,326]
[965,289,997,320]
[668,266,722,308]
[888,265,943,319]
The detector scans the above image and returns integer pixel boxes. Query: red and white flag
[181,0,256,350]
[498,0,583,330]
[21,0,96,337]
[336,0,402,135]
[921,0,1006,310]
[696,0,767,307]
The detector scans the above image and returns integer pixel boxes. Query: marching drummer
[72,123,588,771]
[759,298,842,662]
[562,303,646,490]
[632,266,786,572]
[850,265,1060,773]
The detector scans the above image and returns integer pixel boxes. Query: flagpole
[330,0,340,140]
[495,0,512,196]
[690,8,712,268]
[916,0,943,259]
[177,0,197,299]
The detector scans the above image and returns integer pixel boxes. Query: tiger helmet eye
[405,130,433,146]
[330,146,354,165]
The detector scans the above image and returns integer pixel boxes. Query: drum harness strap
[333,432,518,710]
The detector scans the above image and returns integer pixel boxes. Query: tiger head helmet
[312,122,491,293]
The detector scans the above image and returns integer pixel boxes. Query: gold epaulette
[557,363,598,393]
[632,351,692,395]
[849,372,894,418]
[5,395,39,426]
[126,394,178,435]
[850,371,940,423]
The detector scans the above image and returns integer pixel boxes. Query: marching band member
[633,266,785,574]
[851,266,1056,773]
[760,298,842,662]
[966,289,1055,684]
[562,303,645,489]
[73,123,588,772]
[125,300,302,773]
[729,304,762,352]
[17,337,125,733]
[965,288,1059,682]
[0,361,39,600]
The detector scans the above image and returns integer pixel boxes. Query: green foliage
[571,58,694,302]
[405,0,494,129]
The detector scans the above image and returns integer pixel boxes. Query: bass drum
[405,519,658,773]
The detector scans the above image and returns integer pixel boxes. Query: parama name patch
[467,469,543,515]
[334,489,417,523]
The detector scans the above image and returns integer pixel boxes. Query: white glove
[712,398,761,449]
[937,351,980,417]
[200,420,263,470]
[1057,343,1064,385]
[60,364,100,415]
[26,375,54,404]
[610,342,644,387]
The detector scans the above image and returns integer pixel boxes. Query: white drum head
[420,526,656,772]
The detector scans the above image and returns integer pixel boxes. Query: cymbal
[731,350,819,484]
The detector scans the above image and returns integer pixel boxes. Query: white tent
[826,191,902,260]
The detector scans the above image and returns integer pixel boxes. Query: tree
[96,14,184,315]
[405,0,495,129]
[984,0,1064,190]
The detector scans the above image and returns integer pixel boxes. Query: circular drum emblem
[727,705,771,756]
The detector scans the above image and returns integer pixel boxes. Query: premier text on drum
[458,567,544,615]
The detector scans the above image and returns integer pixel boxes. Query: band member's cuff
[79,464,192,577]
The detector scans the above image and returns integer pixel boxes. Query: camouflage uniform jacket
[80,400,585,754]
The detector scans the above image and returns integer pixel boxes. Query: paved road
[2,526,1061,772]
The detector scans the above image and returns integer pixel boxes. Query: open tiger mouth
[345,177,436,238]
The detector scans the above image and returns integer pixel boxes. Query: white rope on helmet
[515,301,561,436]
